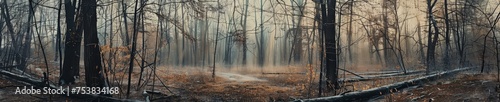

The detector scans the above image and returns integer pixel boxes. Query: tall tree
[444,0,451,70]
[426,0,440,74]
[324,0,339,91]
[19,0,36,71]
[60,0,83,85]
[121,0,130,45]
[81,0,109,91]
[258,0,265,67]
[213,0,221,78]
[57,0,63,78]
[126,0,140,98]
[382,0,393,68]
[241,0,249,65]
[347,0,354,64]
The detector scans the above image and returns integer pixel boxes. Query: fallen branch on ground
[338,68,364,78]
[262,72,306,75]
[340,70,425,82]
[294,67,476,102]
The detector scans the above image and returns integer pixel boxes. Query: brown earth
[373,73,500,102]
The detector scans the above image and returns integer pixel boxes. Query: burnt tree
[81,0,108,89]
[323,0,339,91]
[426,0,440,74]
[60,0,83,85]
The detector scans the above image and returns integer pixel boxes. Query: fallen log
[356,70,401,75]
[0,65,17,69]
[294,67,476,102]
[340,73,425,83]
[340,70,425,83]
[262,72,306,75]
[0,69,142,102]
[338,68,364,78]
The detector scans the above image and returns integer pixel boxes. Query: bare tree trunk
[81,0,109,92]
[121,0,130,45]
[19,0,36,71]
[417,22,425,64]
[426,0,440,74]
[382,0,391,68]
[347,0,354,64]
[454,0,463,67]
[126,0,140,98]
[480,9,500,73]
[213,0,220,78]
[1,1,23,67]
[324,0,339,91]
[60,0,83,85]
[137,0,146,88]
[444,0,451,70]
[57,0,63,77]
[174,2,180,66]
[241,0,249,65]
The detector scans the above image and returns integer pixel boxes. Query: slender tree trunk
[426,0,439,74]
[108,0,114,84]
[121,0,130,45]
[444,0,450,70]
[481,10,500,73]
[454,0,463,67]
[138,0,146,88]
[57,0,63,77]
[1,1,23,67]
[258,0,265,67]
[174,2,180,66]
[126,0,140,98]
[213,0,220,78]
[318,0,326,96]
[241,0,249,65]
[19,0,36,71]
[347,0,354,64]
[417,22,425,64]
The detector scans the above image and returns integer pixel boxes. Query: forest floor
[372,73,500,102]
[7,62,500,101]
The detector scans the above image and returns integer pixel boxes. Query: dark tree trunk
[121,0,130,45]
[20,0,37,73]
[57,0,63,77]
[126,0,140,99]
[241,0,249,65]
[382,0,393,68]
[347,0,354,64]
[324,0,339,91]
[444,0,450,70]
[60,0,83,85]
[81,0,108,90]
[427,0,440,74]
[1,0,22,67]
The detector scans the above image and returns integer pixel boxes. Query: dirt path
[216,72,266,82]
